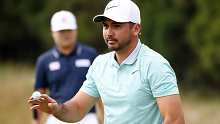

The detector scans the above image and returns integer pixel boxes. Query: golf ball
[32,91,41,100]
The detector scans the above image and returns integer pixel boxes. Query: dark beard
[105,34,133,51]
[107,39,132,51]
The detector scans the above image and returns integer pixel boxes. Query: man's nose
[106,27,113,36]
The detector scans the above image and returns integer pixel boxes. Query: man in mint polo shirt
[29,0,185,124]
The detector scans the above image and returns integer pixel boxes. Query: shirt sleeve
[80,57,100,98]
[147,58,179,98]
[34,56,48,89]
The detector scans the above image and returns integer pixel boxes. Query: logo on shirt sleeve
[164,83,173,89]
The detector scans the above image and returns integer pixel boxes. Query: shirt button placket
[116,69,121,92]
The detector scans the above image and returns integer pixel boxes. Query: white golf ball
[32,91,41,100]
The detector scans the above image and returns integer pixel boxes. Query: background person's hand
[28,94,60,114]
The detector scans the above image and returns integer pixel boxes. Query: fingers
[28,94,56,113]
[30,104,40,111]
[28,97,44,104]
[28,94,47,101]
[41,94,57,103]
[40,94,50,100]
[28,94,51,105]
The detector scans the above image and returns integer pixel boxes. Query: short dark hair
[129,22,135,29]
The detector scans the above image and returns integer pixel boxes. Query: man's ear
[133,23,141,36]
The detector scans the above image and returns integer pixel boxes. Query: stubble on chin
[105,41,120,51]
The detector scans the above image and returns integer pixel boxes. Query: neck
[115,39,138,66]
[57,44,75,56]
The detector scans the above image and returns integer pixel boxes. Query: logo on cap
[106,5,119,10]
[62,18,67,22]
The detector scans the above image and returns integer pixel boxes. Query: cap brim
[93,15,105,22]
[93,14,130,23]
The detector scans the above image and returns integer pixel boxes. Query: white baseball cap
[93,0,141,24]
[51,10,77,32]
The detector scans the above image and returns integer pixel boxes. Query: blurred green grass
[0,63,219,124]
[0,63,47,124]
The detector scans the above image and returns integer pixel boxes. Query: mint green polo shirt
[80,40,179,124]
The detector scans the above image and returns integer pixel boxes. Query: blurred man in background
[32,10,103,124]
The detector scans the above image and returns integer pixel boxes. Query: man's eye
[114,25,120,28]
[103,24,108,28]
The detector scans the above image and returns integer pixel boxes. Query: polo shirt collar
[52,43,80,59]
[110,39,142,66]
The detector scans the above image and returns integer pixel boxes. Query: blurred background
[0,0,219,123]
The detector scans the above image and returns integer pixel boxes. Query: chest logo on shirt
[49,61,60,71]
[132,70,139,74]
[75,59,91,67]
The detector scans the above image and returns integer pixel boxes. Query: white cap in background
[51,10,77,32]
[93,0,141,24]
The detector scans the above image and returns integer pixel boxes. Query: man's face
[51,29,77,49]
[103,18,134,51]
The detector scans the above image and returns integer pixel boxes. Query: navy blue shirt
[34,43,98,113]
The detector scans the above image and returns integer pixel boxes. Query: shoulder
[94,52,112,62]
[137,44,173,77]
[138,44,177,92]
[78,43,98,55]
[36,48,54,63]
[91,52,113,67]
[139,44,169,65]
[86,52,112,76]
